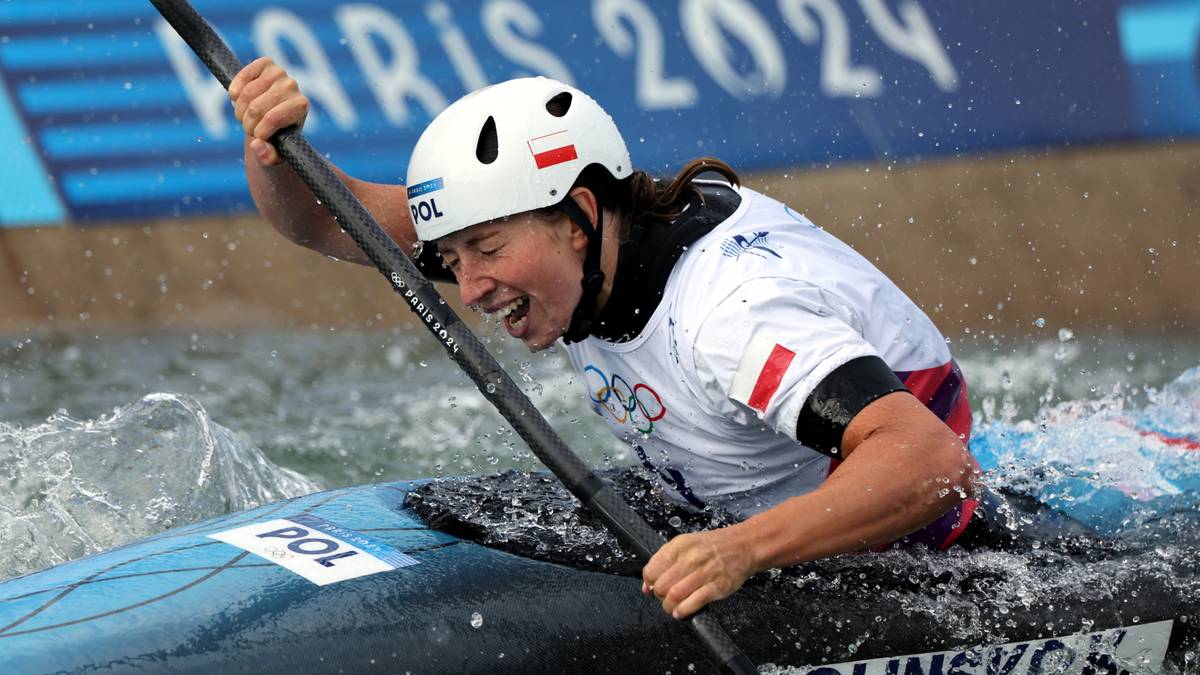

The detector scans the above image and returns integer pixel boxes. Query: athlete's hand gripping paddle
[147,1,759,673]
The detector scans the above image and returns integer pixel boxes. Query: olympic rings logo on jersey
[582,365,666,434]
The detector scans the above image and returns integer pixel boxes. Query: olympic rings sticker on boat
[208,514,418,586]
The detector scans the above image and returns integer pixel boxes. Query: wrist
[723,519,768,577]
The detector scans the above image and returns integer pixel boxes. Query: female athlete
[231,57,981,622]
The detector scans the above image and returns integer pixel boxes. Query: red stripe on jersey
[827,459,841,477]
[902,361,972,441]
[945,387,973,442]
[532,144,578,169]
[904,362,951,405]
[895,360,979,549]
[941,495,980,549]
[747,344,796,412]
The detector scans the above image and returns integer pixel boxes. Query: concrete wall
[758,140,1200,339]
[1,140,1196,338]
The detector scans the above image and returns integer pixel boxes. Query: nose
[456,263,496,308]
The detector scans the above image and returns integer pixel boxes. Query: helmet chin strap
[557,196,605,344]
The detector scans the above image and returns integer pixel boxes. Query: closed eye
[474,233,505,257]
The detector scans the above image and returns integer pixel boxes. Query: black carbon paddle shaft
[149,2,758,673]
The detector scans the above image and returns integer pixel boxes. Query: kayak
[2,463,1198,674]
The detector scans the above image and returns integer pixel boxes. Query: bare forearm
[245,139,341,250]
[642,387,979,620]
[733,427,974,570]
[243,138,419,265]
[233,57,417,266]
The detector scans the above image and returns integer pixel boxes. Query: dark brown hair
[546,157,741,237]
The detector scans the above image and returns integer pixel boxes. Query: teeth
[486,296,527,320]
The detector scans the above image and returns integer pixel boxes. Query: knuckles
[230,58,307,133]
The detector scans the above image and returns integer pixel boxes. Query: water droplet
[668,516,683,529]
[470,612,483,628]
[1033,317,1046,328]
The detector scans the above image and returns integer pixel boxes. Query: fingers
[251,91,307,140]
[229,57,308,148]
[647,553,690,602]
[232,67,278,129]
[239,72,301,137]
[228,56,272,100]
[641,530,752,620]
[669,582,725,620]
[647,563,730,619]
[642,535,685,594]
[661,568,709,617]
[642,535,704,613]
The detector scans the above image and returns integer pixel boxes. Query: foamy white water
[0,329,1196,580]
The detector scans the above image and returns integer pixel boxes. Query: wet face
[437,211,587,352]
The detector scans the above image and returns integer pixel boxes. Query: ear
[566,187,599,254]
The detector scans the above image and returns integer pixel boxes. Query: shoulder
[664,187,830,329]
[679,187,824,279]
[686,275,861,367]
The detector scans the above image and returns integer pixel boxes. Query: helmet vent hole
[475,116,499,165]
[546,92,572,117]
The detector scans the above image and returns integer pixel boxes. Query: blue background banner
[0,0,1196,226]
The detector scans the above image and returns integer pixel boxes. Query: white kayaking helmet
[405,77,632,242]
[405,77,633,343]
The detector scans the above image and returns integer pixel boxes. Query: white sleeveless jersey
[563,185,953,518]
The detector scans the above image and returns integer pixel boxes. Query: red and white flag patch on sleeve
[527,130,578,169]
[730,334,796,413]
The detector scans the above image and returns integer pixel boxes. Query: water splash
[0,393,320,579]
[406,467,733,575]
[408,368,1200,672]
[973,366,1200,536]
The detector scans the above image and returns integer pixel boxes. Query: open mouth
[489,296,531,333]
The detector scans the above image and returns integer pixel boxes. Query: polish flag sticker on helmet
[730,333,796,413]
[527,130,578,169]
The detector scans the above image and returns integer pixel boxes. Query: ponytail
[623,157,740,231]
[541,157,741,237]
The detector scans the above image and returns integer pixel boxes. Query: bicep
[839,389,964,464]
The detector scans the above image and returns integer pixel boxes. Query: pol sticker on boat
[209,513,418,586]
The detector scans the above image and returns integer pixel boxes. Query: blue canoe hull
[0,481,724,673]
[2,479,1197,674]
